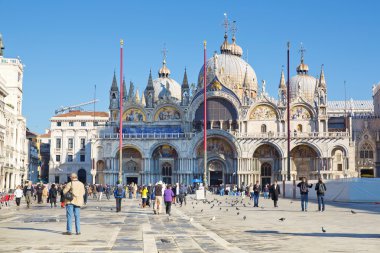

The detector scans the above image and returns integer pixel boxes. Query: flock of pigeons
[185,196,359,234]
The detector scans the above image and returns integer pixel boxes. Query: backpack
[116,186,123,197]
[300,183,308,193]
[318,183,325,194]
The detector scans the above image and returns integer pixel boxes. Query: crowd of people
[1,175,327,236]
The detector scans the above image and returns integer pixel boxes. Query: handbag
[64,182,74,201]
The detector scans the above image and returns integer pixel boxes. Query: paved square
[0,195,379,252]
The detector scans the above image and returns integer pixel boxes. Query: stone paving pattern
[0,194,379,252]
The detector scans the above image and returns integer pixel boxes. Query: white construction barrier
[283,178,380,203]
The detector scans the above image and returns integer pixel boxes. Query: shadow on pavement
[246,230,380,239]
[5,227,62,234]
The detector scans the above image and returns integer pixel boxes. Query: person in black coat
[49,184,58,208]
[270,180,281,207]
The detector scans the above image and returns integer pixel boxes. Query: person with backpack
[297,177,313,212]
[141,186,148,208]
[49,184,58,208]
[114,181,125,213]
[253,181,261,207]
[315,178,327,212]
[154,181,163,215]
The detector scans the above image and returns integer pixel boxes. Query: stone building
[92,29,360,187]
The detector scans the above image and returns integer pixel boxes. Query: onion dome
[153,60,181,101]
[230,35,243,57]
[158,59,171,78]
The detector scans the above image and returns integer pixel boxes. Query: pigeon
[279,218,286,221]
[243,204,246,207]
[226,209,228,212]
[210,216,216,221]
[290,201,293,204]
[189,217,194,222]
[193,206,195,209]
[236,207,240,210]
[110,208,113,211]
[219,207,222,210]
[237,212,240,215]
[243,216,247,220]
[351,210,357,214]
[201,209,203,212]
[322,227,327,233]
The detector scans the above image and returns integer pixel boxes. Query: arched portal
[193,97,238,131]
[116,147,143,185]
[291,145,319,180]
[78,168,87,184]
[253,144,281,182]
[152,145,178,184]
[196,136,236,185]
[208,159,224,186]
[96,160,105,184]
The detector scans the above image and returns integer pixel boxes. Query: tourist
[14,185,23,207]
[23,181,34,208]
[114,181,124,212]
[178,183,187,207]
[270,180,281,208]
[84,184,88,205]
[249,183,254,200]
[150,186,156,213]
[63,173,85,235]
[175,183,180,204]
[133,183,138,199]
[49,184,58,208]
[219,184,224,196]
[253,181,260,207]
[97,184,104,201]
[164,185,175,216]
[105,185,111,200]
[146,184,152,207]
[36,183,43,204]
[141,185,148,208]
[172,184,177,204]
[315,178,327,212]
[297,177,313,212]
[263,184,269,199]
[42,184,48,204]
[59,184,66,208]
[154,181,163,215]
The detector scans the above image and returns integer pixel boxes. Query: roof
[327,100,373,111]
[53,111,109,118]
[39,131,51,138]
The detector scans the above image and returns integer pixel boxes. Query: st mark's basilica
[91,28,363,187]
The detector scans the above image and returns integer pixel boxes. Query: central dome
[153,77,181,101]
[197,36,258,100]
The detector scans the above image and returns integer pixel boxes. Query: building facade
[0,34,28,191]
[48,111,108,184]
[92,31,361,187]
[26,129,39,183]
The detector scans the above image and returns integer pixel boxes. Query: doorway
[210,171,223,186]
[78,169,87,184]
[261,162,272,188]
[126,177,138,185]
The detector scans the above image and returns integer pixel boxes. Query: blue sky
[1,1,379,133]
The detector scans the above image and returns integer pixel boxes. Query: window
[360,143,374,159]
[80,154,85,162]
[80,138,86,149]
[56,155,61,162]
[261,124,267,133]
[56,138,61,149]
[94,121,99,126]
[297,124,303,132]
[81,122,86,127]
[67,155,73,162]
[68,138,73,149]
[337,164,343,171]
[69,121,74,127]
[57,122,61,127]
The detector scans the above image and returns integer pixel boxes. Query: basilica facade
[92,32,357,187]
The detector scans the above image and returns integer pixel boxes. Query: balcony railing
[96,131,349,140]
[236,131,350,139]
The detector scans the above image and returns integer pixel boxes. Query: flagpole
[119,39,124,183]
[203,40,208,190]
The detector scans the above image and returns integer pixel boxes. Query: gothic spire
[111,71,118,91]
[182,68,189,88]
[135,88,140,102]
[0,33,4,56]
[123,76,127,99]
[319,64,326,89]
[279,69,286,89]
[141,92,146,106]
[128,81,135,101]
[242,64,249,89]
[146,69,154,90]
